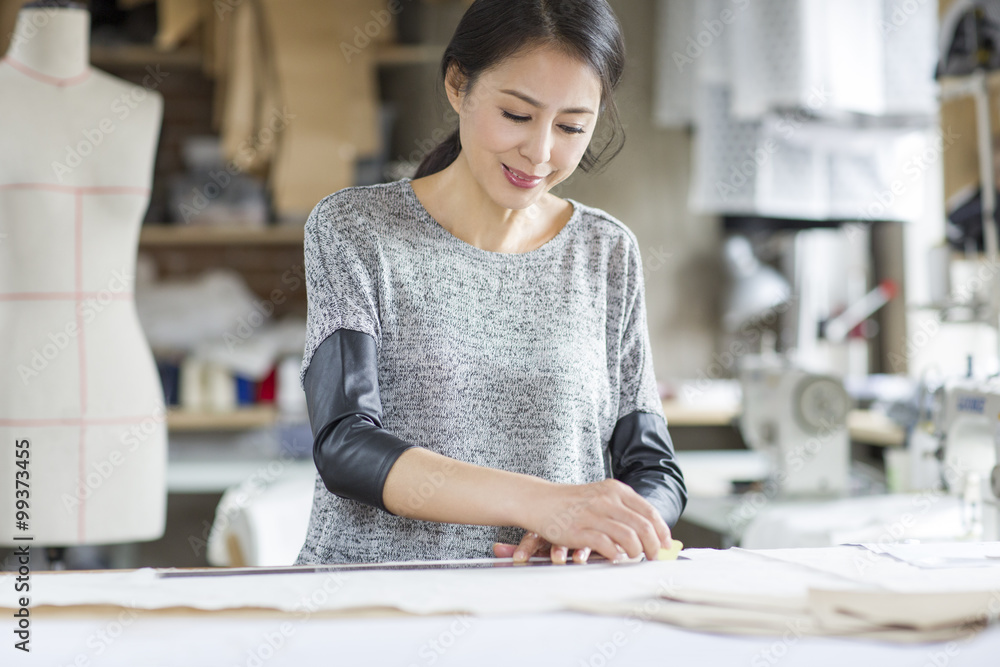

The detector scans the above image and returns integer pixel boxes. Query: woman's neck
[413,155,560,253]
[5,8,90,80]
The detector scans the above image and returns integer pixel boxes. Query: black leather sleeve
[607,410,687,527]
[302,328,419,515]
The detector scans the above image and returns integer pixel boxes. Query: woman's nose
[520,125,554,166]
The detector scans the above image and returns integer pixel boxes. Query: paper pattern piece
[853,542,1000,569]
[4,543,1000,643]
[156,0,201,50]
[216,0,388,220]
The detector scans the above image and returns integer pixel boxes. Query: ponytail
[414,128,462,179]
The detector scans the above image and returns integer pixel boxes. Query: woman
[295,0,686,566]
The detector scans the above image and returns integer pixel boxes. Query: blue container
[235,374,256,405]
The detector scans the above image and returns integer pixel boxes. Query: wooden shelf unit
[165,405,279,431]
[138,223,304,247]
[90,42,443,70]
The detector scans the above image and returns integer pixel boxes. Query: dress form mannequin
[0,2,167,547]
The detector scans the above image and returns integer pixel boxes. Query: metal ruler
[156,554,651,578]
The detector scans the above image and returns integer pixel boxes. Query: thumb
[492,542,518,557]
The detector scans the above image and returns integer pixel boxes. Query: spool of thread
[276,355,307,417]
[179,357,206,412]
[257,366,277,403]
[204,363,236,413]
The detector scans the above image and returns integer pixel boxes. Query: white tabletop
[7,543,1000,665]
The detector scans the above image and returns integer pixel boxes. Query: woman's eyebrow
[499,89,595,115]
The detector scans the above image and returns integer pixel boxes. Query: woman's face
[447,43,603,211]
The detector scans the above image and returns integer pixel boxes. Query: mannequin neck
[5,8,90,80]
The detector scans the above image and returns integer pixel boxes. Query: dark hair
[414,0,627,179]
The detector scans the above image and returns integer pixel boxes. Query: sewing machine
[738,355,852,497]
[931,377,1000,541]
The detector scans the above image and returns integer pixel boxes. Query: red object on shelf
[257,366,276,403]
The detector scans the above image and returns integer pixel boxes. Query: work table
[4,543,1000,665]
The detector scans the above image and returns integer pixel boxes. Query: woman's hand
[517,478,673,563]
[492,531,592,564]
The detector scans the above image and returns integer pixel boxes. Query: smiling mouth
[503,164,543,184]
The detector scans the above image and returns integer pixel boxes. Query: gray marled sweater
[295,176,668,564]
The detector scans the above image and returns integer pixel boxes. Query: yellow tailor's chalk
[656,540,683,561]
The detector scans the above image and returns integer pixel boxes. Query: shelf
[163,401,905,445]
[166,405,279,431]
[938,69,1000,102]
[375,43,446,66]
[661,400,739,427]
[661,400,906,447]
[845,410,905,448]
[168,458,313,494]
[91,44,203,69]
[139,224,304,246]
[91,42,441,69]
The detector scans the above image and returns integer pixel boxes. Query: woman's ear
[444,62,466,115]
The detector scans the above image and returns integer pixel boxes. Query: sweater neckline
[401,177,581,261]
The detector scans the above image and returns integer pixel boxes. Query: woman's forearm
[381,446,551,527]
[383,445,673,563]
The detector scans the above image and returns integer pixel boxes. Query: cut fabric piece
[216,0,388,219]
[219,0,277,176]
[651,0,697,127]
[669,0,941,220]
[727,0,934,119]
[809,588,1000,636]
[257,0,386,220]
[156,0,201,50]
[689,83,935,220]
[18,544,1000,644]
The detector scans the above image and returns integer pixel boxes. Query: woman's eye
[501,110,586,135]
[501,110,530,123]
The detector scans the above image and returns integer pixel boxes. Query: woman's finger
[572,546,592,564]
[550,544,569,565]
[513,531,545,562]
[592,487,669,561]
[619,487,673,551]
[579,529,630,564]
